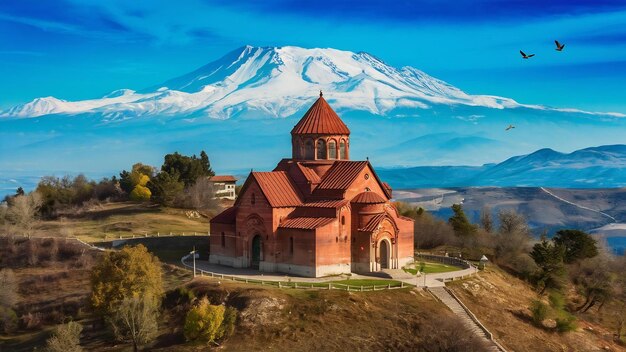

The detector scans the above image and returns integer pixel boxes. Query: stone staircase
[428,287,505,352]
[381,268,415,279]
[364,268,414,280]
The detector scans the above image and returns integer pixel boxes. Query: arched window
[293,138,302,158]
[316,139,326,159]
[304,139,314,159]
[221,232,225,247]
[328,140,337,159]
[341,216,345,225]
[340,140,347,159]
[289,237,294,254]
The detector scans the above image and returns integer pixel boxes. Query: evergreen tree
[161,151,214,187]
[530,236,566,294]
[147,171,184,206]
[553,229,598,263]
[448,204,477,237]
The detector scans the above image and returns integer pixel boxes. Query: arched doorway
[251,235,262,269]
[380,240,390,269]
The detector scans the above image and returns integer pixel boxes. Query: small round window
[364,173,370,180]
[365,187,371,192]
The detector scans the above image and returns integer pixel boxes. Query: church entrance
[251,235,261,269]
[380,240,389,269]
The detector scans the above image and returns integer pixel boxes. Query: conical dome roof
[291,94,350,135]
[351,191,387,204]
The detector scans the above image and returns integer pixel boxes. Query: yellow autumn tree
[90,245,163,317]
[183,297,225,343]
[129,174,151,201]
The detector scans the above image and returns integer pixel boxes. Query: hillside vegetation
[449,267,626,352]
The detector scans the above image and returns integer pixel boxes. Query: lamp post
[190,246,198,278]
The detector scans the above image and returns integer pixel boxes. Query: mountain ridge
[3,45,624,120]
[377,144,626,188]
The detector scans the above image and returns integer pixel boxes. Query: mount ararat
[2,45,624,190]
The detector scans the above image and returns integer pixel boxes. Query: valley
[393,187,626,253]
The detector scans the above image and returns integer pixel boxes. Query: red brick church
[210,93,415,277]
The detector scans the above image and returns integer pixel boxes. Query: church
[209,93,415,277]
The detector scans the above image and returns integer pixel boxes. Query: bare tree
[46,321,83,352]
[108,295,159,352]
[6,192,42,236]
[492,209,535,275]
[0,268,18,308]
[479,206,493,233]
[182,177,218,210]
[414,211,457,249]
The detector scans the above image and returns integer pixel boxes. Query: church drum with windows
[209,93,414,277]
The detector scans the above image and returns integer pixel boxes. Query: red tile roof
[297,163,321,184]
[291,96,350,135]
[252,171,303,207]
[209,175,237,182]
[279,217,336,230]
[316,161,368,190]
[359,213,386,232]
[210,207,237,224]
[300,199,349,208]
[351,191,387,204]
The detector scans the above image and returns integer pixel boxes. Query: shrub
[178,287,196,304]
[0,306,18,333]
[555,313,577,333]
[530,300,548,325]
[548,292,566,310]
[183,297,226,343]
[418,315,488,352]
[46,321,83,352]
[218,306,237,339]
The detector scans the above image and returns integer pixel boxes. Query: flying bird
[520,50,535,59]
[505,124,515,131]
[555,40,565,51]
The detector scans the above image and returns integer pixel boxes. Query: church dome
[291,92,351,161]
[291,93,350,135]
[351,191,387,204]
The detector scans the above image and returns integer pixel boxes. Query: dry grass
[176,278,485,352]
[33,202,212,242]
[448,266,626,352]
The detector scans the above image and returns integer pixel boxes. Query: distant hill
[378,145,626,188]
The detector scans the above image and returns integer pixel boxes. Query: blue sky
[1,0,626,113]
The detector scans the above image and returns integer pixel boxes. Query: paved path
[186,259,478,287]
[396,266,479,288]
[429,287,505,352]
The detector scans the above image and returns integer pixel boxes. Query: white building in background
[208,175,237,200]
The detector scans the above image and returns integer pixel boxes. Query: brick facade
[210,94,414,277]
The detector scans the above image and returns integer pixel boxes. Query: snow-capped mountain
[4,45,620,120]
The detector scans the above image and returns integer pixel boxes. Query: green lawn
[223,277,409,290]
[330,279,405,287]
[403,261,460,275]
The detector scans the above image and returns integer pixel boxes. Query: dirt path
[540,187,617,223]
